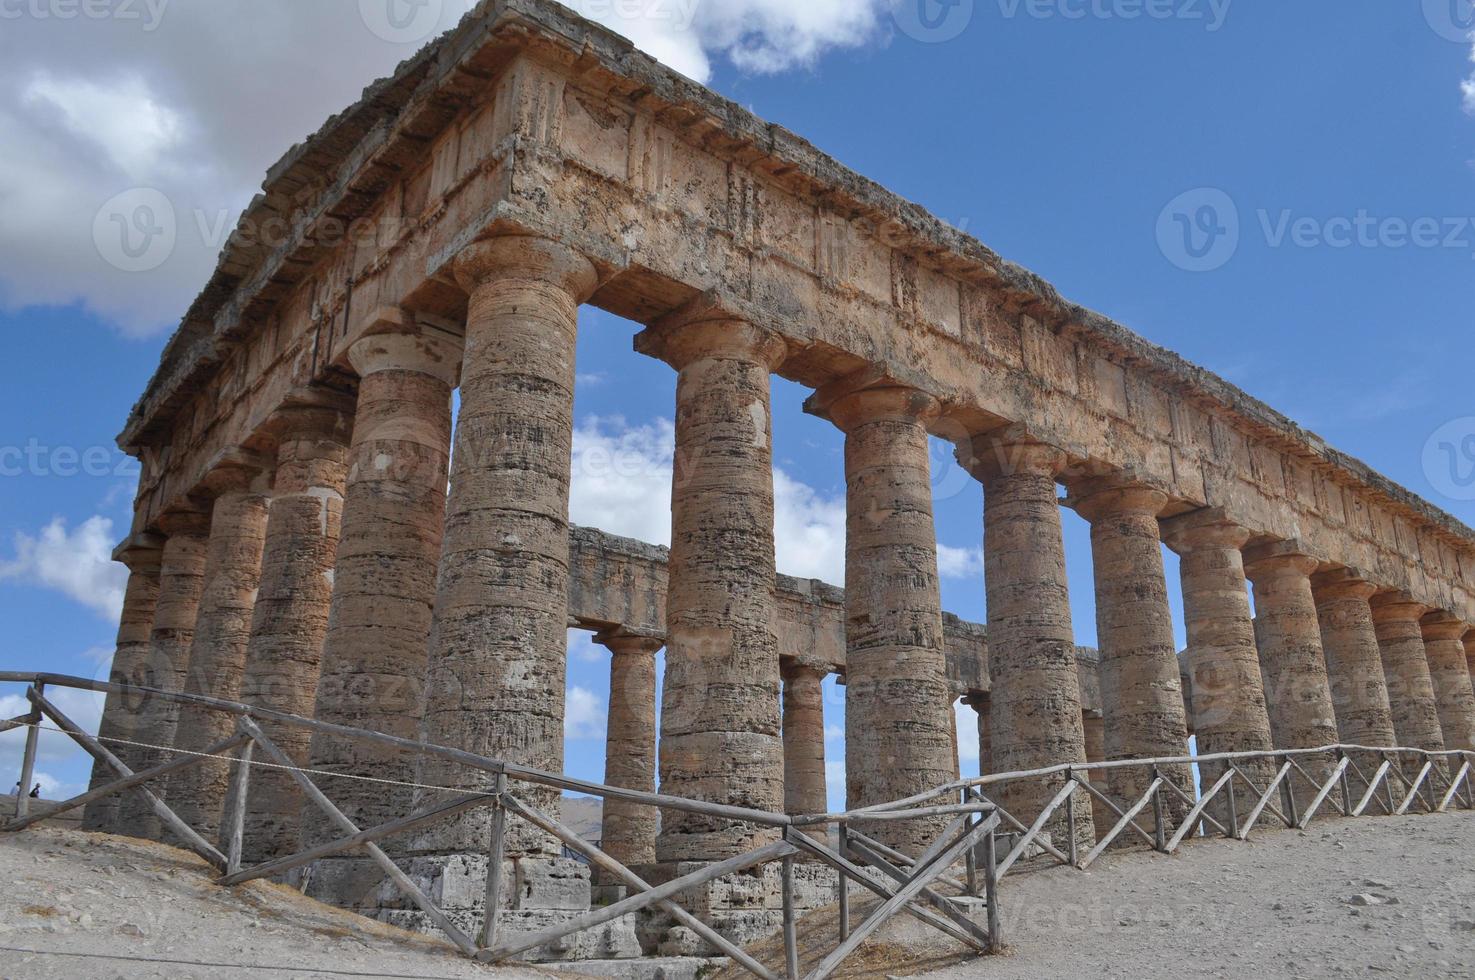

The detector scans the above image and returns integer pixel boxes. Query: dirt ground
[0,827,542,980]
[2,813,1472,979]
[923,810,1475,980]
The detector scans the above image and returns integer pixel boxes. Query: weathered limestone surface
[822,384,955,852]
[1162,510,1277,807]
[969,436,1094,851]
[1421,612,1475,753]
[118,2,1475,649]
[1371,595,1446,757]
[1070,478,1191,818]
[781,662,828,828]
[168,469,272,842]
[1079,711,1115,836]
[639,316,787,862]
[82,534,163,833]
[297,316,459,904]
[412,235,597,863]
[237,400,352,865]
[598,632,662,871]
[1312,568,1400,782]
[115,510,211,840]
[1467,631,1475,691]
[1243,541,1339,811]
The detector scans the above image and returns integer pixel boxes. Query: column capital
[780,658,830,682]
[1463,629,1475,652]
[196,447,272,497]
[265,390,356,444]
[451,234,597,301]
[1420,610,1468,642]
[1310,566,1380,602]
[1160,507,1252,555]
[347,307,465,387]
[155,504,213,539]
[595,629,664,659]
[962,431,1070,483]
[1369,591,1431,624]
[112,532,166,573]
[1065,474,1170,523]
[635,314,787,373]
[1242,539,1321,583]
[962,691,988,710]
[804,374,940,432]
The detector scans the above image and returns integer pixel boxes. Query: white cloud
[936,543,984,580]
[1463,40,1475,115]
[0,516,127,620]
[825,759,847,809]
[565,686,608,740]
[0,1,896,335]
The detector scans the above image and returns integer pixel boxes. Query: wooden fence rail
[3,672,1472,978]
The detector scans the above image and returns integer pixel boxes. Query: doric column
[1079,711,1115,837]
[637,314,787,862]
[114,507,212,839]
[782,661,829,830]
[598,631,662,872]
[1421,611,1475,753]
[167,453,272,842]
[1311,569,1398,777]
[82,533,164,834]
[815,383,955,854]
[1370,594,1446,756]
[1243,541,1339,811]
[1069,477,1192,819]
[1467,630,1475,695]
[1161,510,1277,806]
[410,235,596,869]
[298,313,459,904]
[237,396,353,865]
[967,434,1094,851]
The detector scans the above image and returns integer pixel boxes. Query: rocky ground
[1,812,1471,979]
[923,810,1475,980]
[0,827,545,979]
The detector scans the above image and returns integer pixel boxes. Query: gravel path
[0,827,546,980]
[923,811,1475,980]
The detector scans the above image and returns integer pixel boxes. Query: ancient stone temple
[86,0,1475,964]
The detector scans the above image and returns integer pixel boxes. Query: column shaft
[115,511,212,839]
[1371,596,1446,757]
[1312,570,1399,788]
[237,400,352,864]
[644,317,786,862]
[1422,613,1475,753]
[82,536,163,833]
[1163,512,1277,812]
[600,634,661,871]
[299,321,458,904]
[1244,546,1339,813]
[1072,481,1192,819]
[1080,712,1115,837]
[782,663,829,834]
[412,236,596,864]
[827,386,955,854]
[169,482,271,841]
[974,438,1094,851]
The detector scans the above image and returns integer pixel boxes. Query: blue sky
[2,1,1472,810]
